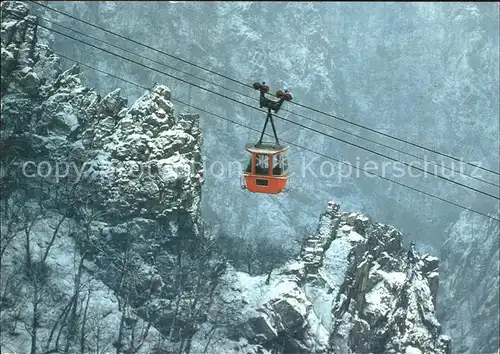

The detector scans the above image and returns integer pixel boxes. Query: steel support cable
[31,13,500,190]
[33,14,252,99]
[28,0,252,89]
[289,99,500,176]
[13,14,498,201]
[30,0,500,176]
[50,52,500,222]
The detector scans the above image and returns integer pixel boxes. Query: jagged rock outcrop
[438,210,500,354]
[1,2,453,353]
[191,202,451,354]
[1,2,213,353]
[39,1,500,256]
[1,1,203,217]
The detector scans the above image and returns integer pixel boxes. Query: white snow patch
[365,280,392,316]
[220,270,266,308]
[157,154,191,182]
[383,270,407,286]
[1,47,14,60]
[305,237,352,329]
[427,271,439,279]
[56,104,79,131]
[406,346,423,354]
[2,19,18,30]
[347,230,364,242]
[340,224,353,234]
[305,310,330,350]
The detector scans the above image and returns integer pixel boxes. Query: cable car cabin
[241,143,289,194]
[241,81,293,194]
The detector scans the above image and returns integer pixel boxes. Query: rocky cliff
[34,1,500,250]
[1,2,451,353]
[1,2,211,353]
[190,202,451,354]
[438,210,499,354]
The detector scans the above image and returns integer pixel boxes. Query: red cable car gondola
[241,82,292,194]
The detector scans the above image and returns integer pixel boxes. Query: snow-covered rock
[191,202,451,354]
[38,0,500,257]
[1,2,208,353]
[1,0,204,244]
[1,2,454,353]
[438,210,499,354]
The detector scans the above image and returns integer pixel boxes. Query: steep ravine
[190,202,451,354]
[36,1,500,250]
[1,2,453,353]
[438,210,499,354]
[2,2,212,353]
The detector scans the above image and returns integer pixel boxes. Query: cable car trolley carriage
[241,82,293,194]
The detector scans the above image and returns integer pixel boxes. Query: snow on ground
[406,346,423,354]
[0,204,163,353]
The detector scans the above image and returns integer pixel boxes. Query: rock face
[1,2,452,354]
[191,202,451,354]
[37,1,500,252]
[1,2,212,353]
[1,1,203,224]
[438,210,500,354]
[1,0,204,248]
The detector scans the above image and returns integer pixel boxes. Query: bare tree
[198,279,246,354]
[21,203,53,354]
[0,200,42,334]
[140,223,227,354]
[212,220,315,278]
[177,239,224,354]
[0,177,113,354]
[0,197,24,263]
[291,223,316,256]
[253,236,290,284]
